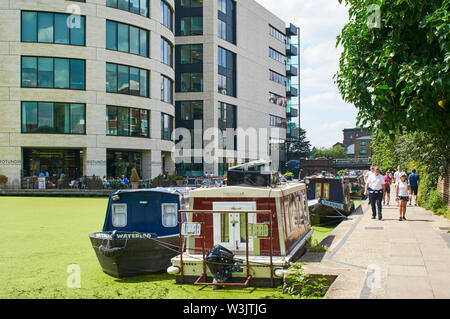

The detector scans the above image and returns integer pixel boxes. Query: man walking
[365,166,386,220]
[408,169,420,206]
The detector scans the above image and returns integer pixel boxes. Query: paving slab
[300,201,450,299]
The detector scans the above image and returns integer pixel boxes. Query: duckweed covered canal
[0,197,292,299]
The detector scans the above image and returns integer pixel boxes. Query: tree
[286,128,311,160]
[335,0,449,142]
[311,145,348,159]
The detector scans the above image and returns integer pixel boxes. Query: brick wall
[437,161,450,210]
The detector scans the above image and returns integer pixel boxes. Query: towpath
[299,201,450,299]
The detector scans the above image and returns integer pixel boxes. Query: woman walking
[383,170,392,205]
[395,172,411,221]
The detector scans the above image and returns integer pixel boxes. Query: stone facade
[0,0,176,188]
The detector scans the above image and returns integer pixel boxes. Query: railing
[333,158,371,165]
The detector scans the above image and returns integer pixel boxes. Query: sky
[255,0,358,148]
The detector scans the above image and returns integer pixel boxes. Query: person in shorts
[408,169,420,206]
[383,170,392,205]
[395,172,411,221]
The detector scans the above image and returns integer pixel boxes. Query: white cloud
[255,0,357,148]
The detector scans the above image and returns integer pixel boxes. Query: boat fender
[98,244,125,258]
[274,268,286,278]
[167,265,180,275]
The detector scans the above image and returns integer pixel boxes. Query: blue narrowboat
[89,188,189,278]
[306,177,354,218]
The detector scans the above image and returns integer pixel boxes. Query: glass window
[107,0,118,7]
[118,0,129,11]
[129,26,140,55]
[161,1,173,30]
[140,109,149,137]
[140,29,148,57]
[21,12,37,42]
[21,102,38,133]
[161,38,173,67]
[129,67,140,96]
[38,102,54,132]
[161,75,173,104]
[54,58,70,89]
[70,59,85,90]
[106,63,117,93]
[118,65,130,94]
[118,23,129,53]
[54,103,70,134]
[106,105,118,135]
[162,203,178,227]
[118,107,130,136]
[140,69,148,97]
[161,113,174,140]
[111,203,127,227]
[54,14,70,44]
[38,57,54,88]
[130,0,140,14]
[70,16,85,46]
[71,104,85,134]
[180,17,202,36]
[140,0,149,16]
[179,44,203,64]
[106,20,117,50]
[37,12,54,43]
[179,73,203,92]
[21,57,37,88]
[181,0,203,7]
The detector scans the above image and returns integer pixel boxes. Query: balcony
[286,65,298,77]
[287,127,299,139]
[287,86,298,97]
[286,44,298,56]
[286,24,298,36]
[287,107,298,118]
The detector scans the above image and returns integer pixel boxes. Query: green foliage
[423,189,446,213]
[286,128,311,160]
[335,0,450,141]
[307,238,329,253]
[311,145,348,159]
[284,263,330,298]
[337,169,347,176]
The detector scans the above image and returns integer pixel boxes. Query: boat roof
[189,182,306,198]
[112,187,192,196]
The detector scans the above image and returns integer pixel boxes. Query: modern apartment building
[173,0,300,176]
[0,0,176,187]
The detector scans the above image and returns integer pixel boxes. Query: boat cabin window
[315,183,322,199]
[162,203,178,227]
[111,203,127,227]
[323,183,330,200]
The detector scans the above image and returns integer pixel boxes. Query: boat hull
[89,232,179,278]
[309,200,354,218]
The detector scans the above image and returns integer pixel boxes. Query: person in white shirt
[395,172,411,221]
[393,165,406,185]
[364,166,375,184]
[364,166,386,220]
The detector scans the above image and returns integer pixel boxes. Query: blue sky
[255,0,358,148]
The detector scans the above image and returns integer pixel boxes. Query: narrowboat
[167,163,313,287]
[89,188,190,278]
[306,177,354,218]
[344,175,364,199]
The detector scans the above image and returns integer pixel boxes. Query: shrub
[425,189,446,214]
[284,263,330,298]
[0,174,8,184]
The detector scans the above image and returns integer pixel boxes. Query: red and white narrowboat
[167,168,313,287]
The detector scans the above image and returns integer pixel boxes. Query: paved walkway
[300,200,450,299]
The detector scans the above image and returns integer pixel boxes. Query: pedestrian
[365,166,375,181]
[408,169,420,206]
[395,172,411,221]
[393,165,405,185]
[383,170,392,205]
[364,166,386,220]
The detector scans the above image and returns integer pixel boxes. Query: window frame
[21,56,86,90]
[106,105,150,138]
[106,62,149,98]
[111,203,128,227]
[21,10,86,47]
[106,20,149,58]
[106,0,150,18]
[161,203,178,228]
